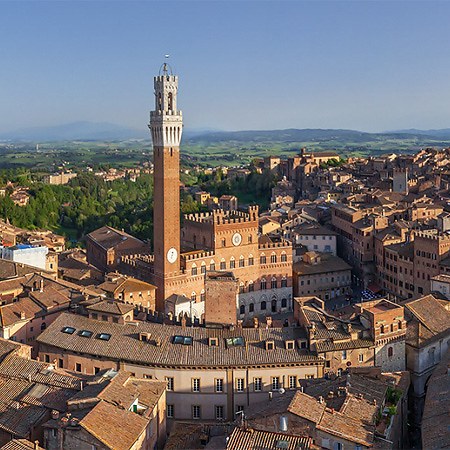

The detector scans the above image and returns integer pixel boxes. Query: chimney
[39,278,44,292]
[34,441,39,450]
[318,396,324,404]
[266,316,273,328]
[20,311,26,320]
[269,391,273,401]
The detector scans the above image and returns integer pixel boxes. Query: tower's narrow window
[158,93,162,110]
[168,92,173,111]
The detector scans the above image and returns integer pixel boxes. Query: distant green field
[1,133,449,171]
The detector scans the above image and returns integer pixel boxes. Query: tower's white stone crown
[149,74,183,147]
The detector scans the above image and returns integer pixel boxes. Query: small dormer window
[209,337,219,347]
[265,340,275,350]
[285,340,295,350]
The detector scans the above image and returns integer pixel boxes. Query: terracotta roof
[226,427,312,450]
[315,338,373,353]
[0,276,28,293]
[288,391,326,423]
[405,295,450,347]
[0,353,81,390]
[0,259,48,280]
[29,286,70,308]
[293,224,338,236]
[165,422,232,450]
[86,226,146,251]
[86,300,134,316]
[38,313,322,369]
[0,338,24,362]
[294,255,351,276]
[421,349,450,450]
[0,297,43,327]
[0,439,44,450]
[78,399,149,450]
[317,408,374,447]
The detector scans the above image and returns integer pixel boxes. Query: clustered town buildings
[0,66,447,450]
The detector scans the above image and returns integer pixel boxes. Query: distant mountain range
[184,127,450,144]
[1,121,450,142]
[0,121,148,141]
[388,128,450,138]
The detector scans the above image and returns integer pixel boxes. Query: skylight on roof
[79,330,93,338]
[173,335,193,345]
[225,337,245,347]
[98,333,111,341]
[62,326,76,334]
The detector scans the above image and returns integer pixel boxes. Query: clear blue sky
[1,0,450,133]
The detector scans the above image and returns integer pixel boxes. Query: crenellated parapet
[182,250,216,261]
[259,240,292,250]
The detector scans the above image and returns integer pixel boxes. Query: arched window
[261,301,267,311]
[248,281,254,292]
[210,260,215,271]
[271,277,278,289]
[260,254,266,264]
[230,257,235,269]
[281,298,287,308]
[41,322,47,331]
[191,292,197,302]
[201,262,206,275]
[158,93,162,110]
[222,238,226,247]
[398,320,402,329]
[249,303,254,313]
[248,254,254,266]
[239,256,245,267]
[271,299,277,313]
[380,325,385,334]
[281,252,287,262]
[191,264,197,276]
[281,277,287,288]
[388,346,393,357]
[260,279,267,290]
[200,290,206,302]
[248,234,253,244]
[220,258,226,270]
[168,92,173,110]
[240,304,245,315]
[390,323,394,333]
[239,283,245,294]
[271,253,277,264]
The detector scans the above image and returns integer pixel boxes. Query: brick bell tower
[149,62,183,311]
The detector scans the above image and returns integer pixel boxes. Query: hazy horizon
[1,1,450,134]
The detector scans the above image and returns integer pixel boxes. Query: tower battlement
[414,230,450,241]
[150,110,182,118]
[182,250,216,261]
[259,240,291,249]
[154,75,178,83]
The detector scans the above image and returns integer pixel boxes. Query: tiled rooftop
[38,313,322,368]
